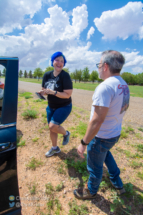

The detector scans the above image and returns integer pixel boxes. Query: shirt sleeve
[62,72,73,90]
[92,84,114,107]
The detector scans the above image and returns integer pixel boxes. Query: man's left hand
[77,144,86,158]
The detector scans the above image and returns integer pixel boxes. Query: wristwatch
[54,91,57,96]
[81,139,89,145]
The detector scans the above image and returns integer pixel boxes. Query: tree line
[0,67,143,85]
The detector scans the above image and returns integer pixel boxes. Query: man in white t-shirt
[74,50,130,200]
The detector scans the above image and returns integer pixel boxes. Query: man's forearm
[83,119,102,144]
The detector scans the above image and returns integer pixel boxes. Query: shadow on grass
[56,149,143,215]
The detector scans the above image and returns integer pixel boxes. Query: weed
[138,127,143,132]
[47,198,54,212]
[34,99,43,102]
[28,183,37,195]
[32,137,39,142]
[17,140,26,147]
[22,109,38,119]
[137,172,143,180]
[54,198,62,211]
[17,135,22,144]
[19,92,33,99]
[42,113,47,118]
[64,157,89,183]
[45,183,54,195]
[68,200,89,215]
[57,164,66,175]
[55,182,64,191]
[110,192,132,215]
[120,127,128,139]
[131,153,143,158]
[120,126,134,139]
[126,126,134,132]
[71,132,78,138]
[75,121,87,137]
[130,161,143,169]
[135,133,143,139]
[73,112,81,118]
[99,180,109,191]
[26,157,43,170]
[136,144,143,152]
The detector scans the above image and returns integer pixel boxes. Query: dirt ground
[17,88,143,215]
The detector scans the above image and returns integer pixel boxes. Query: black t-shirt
[42,70,73,108]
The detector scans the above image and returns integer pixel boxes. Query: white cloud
[1,2,143,74]
[94,2,143,40]
[0,4,90,70]
[0,0,43,34]
[139,25,143,39]
[132,67,143,74]
[87,26,95,40]
[123,51,143,67]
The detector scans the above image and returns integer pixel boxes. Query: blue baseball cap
[51,51,67,67]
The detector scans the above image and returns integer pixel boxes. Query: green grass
[68,200,89,215]
[19,92,33,99]
[137,172,143,180]
[128,85,143,98]
[55,182,64,192]
[57,164,66,175]
[18,78,143,97]
[75,121,87,137]
[26,157,43,170]
[45,183,54,195]
[22,109,38,119]
[17,140,26,147]
[29,183,37,195]
[136,144,143,153]
[32,137,39,142]
[130,161,143,169]
[138,127,143,132]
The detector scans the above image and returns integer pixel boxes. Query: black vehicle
[0,57,21,215]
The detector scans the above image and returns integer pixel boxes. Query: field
[17,92,143,215]
[19,78,143,98]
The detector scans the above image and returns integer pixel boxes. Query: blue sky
[0,0,143,74]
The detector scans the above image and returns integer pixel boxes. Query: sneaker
[110,181,126,195]
[73,187,96,200]
[45,146,61,157]
[62,131,70,145]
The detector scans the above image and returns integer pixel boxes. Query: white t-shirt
[90,76,130,139]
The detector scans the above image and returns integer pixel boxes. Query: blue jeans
[46,103,72,125]
[87,136,123,195]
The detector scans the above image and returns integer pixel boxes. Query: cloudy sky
[0,0,143,74]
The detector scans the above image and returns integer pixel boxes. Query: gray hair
[101,50,125,74]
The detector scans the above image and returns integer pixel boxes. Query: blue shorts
[46,103,72,125]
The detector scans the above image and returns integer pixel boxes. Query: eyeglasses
[96,63,103,68]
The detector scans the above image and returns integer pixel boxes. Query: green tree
[33,68,43,81]
[63,67,70,73]
[90,70,98,83]
[82,67,90,83]
[28,70,33,78]
[2,68,6,77]
[76,69,83,82]
[44,66,54,73]
[121,72,135,85]
[19,70,23,78]
[136,73,143,85]
[24,70,28,78]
